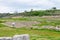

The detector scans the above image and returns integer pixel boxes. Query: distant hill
[0,9,60,18]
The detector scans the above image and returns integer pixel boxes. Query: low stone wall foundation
[0,34,29,40]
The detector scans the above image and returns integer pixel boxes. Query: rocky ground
[3,21,40,28]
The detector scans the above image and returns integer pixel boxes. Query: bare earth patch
[4,21,40,28]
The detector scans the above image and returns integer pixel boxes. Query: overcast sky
[0,0,60,13]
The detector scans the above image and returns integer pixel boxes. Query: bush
[0,20,5,23]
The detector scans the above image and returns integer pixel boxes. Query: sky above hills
[0,0,60,13]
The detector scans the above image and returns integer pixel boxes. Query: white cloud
[0,0,60,13]
[0,5,15,13]
[28,0,55,7]
[9,0,55,6]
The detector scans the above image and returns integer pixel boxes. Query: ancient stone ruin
[0,34,29,40]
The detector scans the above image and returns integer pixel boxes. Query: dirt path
[4,21,40,28]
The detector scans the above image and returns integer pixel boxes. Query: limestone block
[0,37,12,40]
[13,34,29,40]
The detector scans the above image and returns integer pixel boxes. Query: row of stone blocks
[0,34,29,40]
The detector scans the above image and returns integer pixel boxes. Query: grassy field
[0,25,60,40]
[1,17,60,26]
[0,17,60,40]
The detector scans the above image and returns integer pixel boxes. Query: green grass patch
[0,23,8,27]
[0,26,60,40]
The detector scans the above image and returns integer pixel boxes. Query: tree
[51,7,57,15]
[30,9,33,16]
[52,7,56,10]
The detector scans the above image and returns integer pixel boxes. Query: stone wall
[0,34,29,40]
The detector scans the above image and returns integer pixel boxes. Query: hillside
[0,9,60,18]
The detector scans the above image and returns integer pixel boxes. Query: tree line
[0,7,60,18]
